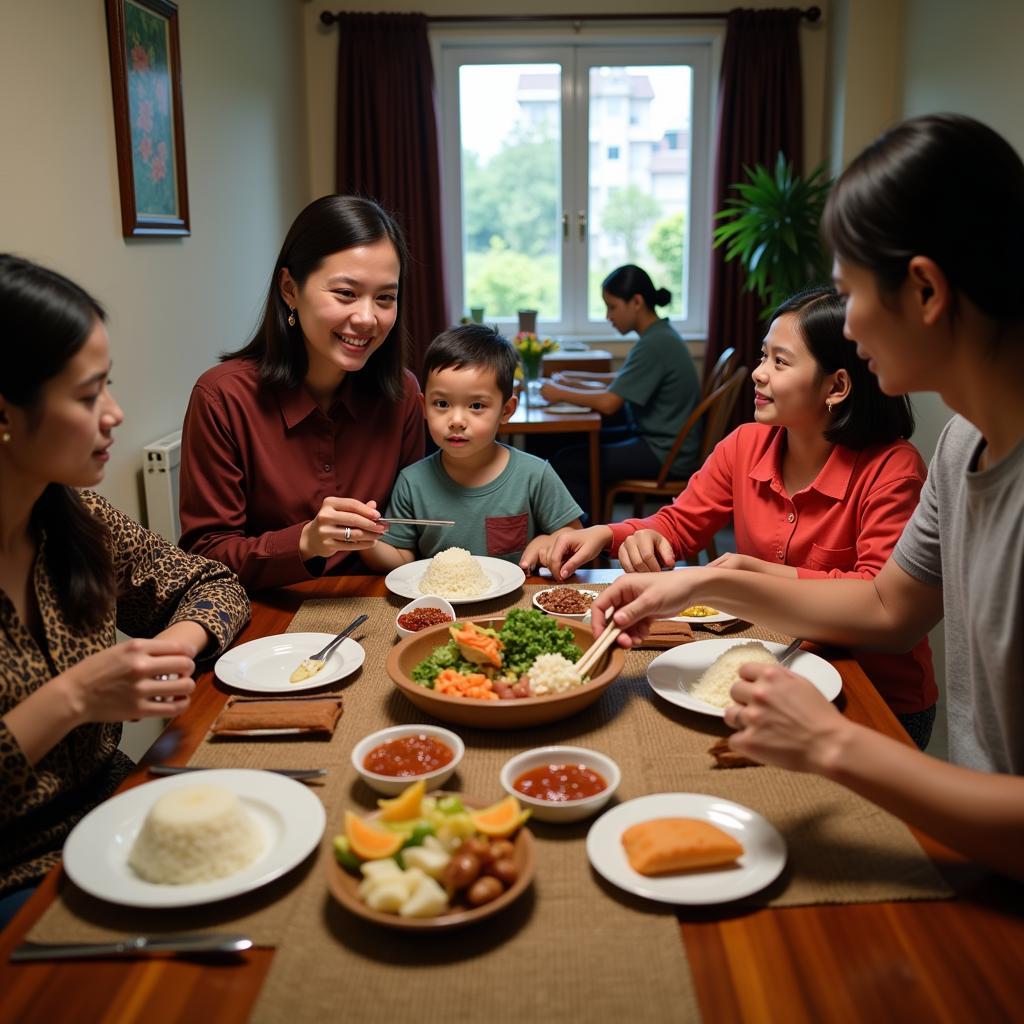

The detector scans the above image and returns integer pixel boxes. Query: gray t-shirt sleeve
[531,461,584,533]
[381,470,420,550]
[893,428,949,589]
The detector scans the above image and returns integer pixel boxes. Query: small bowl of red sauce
[499,745,620,822]
[396,595,457,640]
[352,724,465,795]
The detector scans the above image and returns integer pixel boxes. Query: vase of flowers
[513,331,558,403]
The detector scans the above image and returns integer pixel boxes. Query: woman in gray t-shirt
[590,114,1024,881]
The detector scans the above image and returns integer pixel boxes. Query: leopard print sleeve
[81,491,250,656]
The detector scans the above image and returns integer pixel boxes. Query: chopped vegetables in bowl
[385,610,625,729]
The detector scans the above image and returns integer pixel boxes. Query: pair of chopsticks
[575,609,621,676]
[377,517,455,527]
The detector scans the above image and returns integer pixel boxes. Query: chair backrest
[654,366,748,487]
[702,346,736,399]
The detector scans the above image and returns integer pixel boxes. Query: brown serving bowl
[385,615,625,729]
[326,795,535,931]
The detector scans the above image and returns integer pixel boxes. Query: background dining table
[2,569,1023,1024]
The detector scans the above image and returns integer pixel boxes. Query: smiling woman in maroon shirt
[179,196,425,589]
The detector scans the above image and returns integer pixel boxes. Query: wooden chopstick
[575,611,621,676]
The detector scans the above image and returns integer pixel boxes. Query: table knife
[148,765,326,780]
[10,933,253,962]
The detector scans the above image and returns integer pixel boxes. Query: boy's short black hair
[422,323,518,401]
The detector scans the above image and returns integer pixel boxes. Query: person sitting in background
[541,265,701,520]
[0,255,250,927]
[545,287,937,747]
[178,195,424,589]
[590,114,1024,880]
[360,324,582,573]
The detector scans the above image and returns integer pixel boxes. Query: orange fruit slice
[344,810,404,860]
[376,779,426,823]
[469,796,531,838]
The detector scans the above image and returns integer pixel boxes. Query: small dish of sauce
[513,763,607,802]
[397,608,454,632]
[364,734,454,778]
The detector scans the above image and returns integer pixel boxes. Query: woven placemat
[249,586,700,1023]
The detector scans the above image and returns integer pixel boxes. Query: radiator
[142,429,182,542]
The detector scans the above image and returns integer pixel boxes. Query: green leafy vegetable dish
[411,609,581,689]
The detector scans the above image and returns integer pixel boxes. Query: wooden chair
[601,367,748,558]
[702,345,736,399]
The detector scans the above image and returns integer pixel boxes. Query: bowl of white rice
[419,548,491,598]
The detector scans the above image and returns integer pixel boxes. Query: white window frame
[433,24,721,342]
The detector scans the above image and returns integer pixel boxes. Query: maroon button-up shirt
[179,358,424,589]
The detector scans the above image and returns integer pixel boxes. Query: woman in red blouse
[179,196,425,589]
[547,288,937,745]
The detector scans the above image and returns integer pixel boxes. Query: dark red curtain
[704,8,804,430]
[334,13,447,376]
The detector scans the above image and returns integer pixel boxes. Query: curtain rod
[320,7,821,27]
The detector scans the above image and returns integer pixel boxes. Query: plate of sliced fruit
[327,780,535,930]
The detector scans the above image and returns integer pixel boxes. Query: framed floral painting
[105,0,190,236]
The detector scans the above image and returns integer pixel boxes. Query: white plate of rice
[385,550,526,604]
[62,769,326,908]
[215,633,365,693]
[646,639,842,718]
[587,792,786,905]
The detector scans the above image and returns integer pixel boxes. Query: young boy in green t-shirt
[361,324,582,572]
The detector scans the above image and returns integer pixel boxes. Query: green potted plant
[713,153,833,318]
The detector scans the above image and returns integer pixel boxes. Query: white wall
[0,0,310,521]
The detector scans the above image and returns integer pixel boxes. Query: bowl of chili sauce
[396,595,457,639]
[352,724,465,795]
[500,745,621,822]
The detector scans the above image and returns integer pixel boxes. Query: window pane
[587,66,692,321]
[459,64,562,322]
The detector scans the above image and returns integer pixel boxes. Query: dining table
[2,569,1023,1024]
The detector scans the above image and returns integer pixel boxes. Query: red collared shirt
[179,358,424,589]
[608,423,937,714]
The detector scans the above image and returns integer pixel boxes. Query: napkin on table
[210,694,343,737]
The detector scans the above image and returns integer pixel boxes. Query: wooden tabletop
[3,570,1023,1024]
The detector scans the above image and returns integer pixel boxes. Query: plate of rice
[646,639,842,718]
[385,548,526,604]
[62,769,325,908]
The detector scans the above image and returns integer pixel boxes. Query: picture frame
[105,0,190,237]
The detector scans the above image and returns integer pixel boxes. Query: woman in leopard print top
[0,256,249,919]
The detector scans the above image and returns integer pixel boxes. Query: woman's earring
[287,308,297,327]
[826,400,833,414]
[2,432,10,443]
